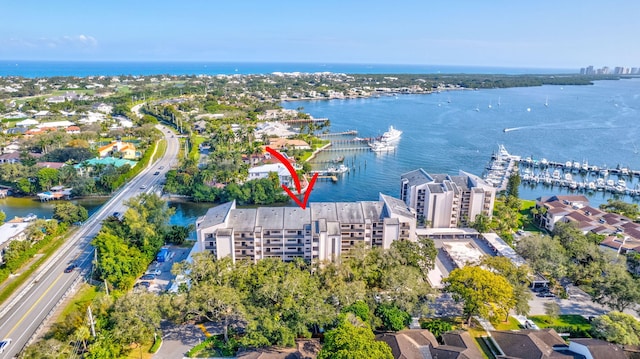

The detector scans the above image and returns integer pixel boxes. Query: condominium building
[195,193,416,263]
[400,169,496,228]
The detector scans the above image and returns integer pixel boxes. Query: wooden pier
[317,130,358,137]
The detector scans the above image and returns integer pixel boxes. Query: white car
[140,185,147,190]
[524,320,540,330]
[146,269,161,276]
[0,338,12,353]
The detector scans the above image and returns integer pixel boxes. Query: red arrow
[265,147,318,210]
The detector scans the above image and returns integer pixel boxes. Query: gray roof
[227,209,257,231]
[380,193,415,218]
[198,201,235,229]
[448,175,470,190]
[431,173,449,183]
[310,202,338,222]
[336,202,364,223]
[427,183,444,193]
[283,207,308,229]
[256,207,284,229]
[401,168,433,187]
[361,201,384,221]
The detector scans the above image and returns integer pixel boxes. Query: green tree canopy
[53,202,89,225]
[443,266,515,325]
[317,314,393,359]
[592,311,640,345]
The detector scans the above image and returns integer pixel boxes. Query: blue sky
[1,0,638,69]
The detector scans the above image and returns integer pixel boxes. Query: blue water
[0,61,576,78]
[283,78,640,207]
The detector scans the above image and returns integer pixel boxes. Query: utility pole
[87,306,96,338]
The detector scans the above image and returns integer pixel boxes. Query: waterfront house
[268,137,311,150]
[195,194,416,264]
[65,126,81,134]
[247,163,292,187]
[0,221,30,263]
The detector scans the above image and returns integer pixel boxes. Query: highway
[0,124,181,358]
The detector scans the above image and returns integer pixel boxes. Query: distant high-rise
[580,65,638,75]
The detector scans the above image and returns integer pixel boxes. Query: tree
[599,199,640,220]
[443,266,515,325]
[506,172,521,201]
[591,311,640,345]
[318,315,393,359]
[342,300,371,323]
[544,302,561,319]
[53,202,89,225]
[110,292,162,347]
[182,283,246,343]
[480,256,532,316]
[516,233,568,279]
[591,262,640,312]
[375,304,411,331]
[470,213,491,233]
[0,209,5,225]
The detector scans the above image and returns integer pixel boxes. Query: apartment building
[400,169,496,228]
[195,193,416,263]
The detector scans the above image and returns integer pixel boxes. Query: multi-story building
[400,169,496,228]
[195,193,416,263]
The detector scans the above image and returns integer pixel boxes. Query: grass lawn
[519,199,544,233]
[57,284,101,320]
[493,316,521,330]
[529,315,591,330]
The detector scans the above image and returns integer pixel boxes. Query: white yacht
[370,141,396,152]
[381,126,403,143]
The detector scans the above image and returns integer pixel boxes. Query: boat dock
[485,145,640,196]
[483,145,520,191]
[317,130,358,137]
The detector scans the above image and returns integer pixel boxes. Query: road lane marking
[5,273,64,337]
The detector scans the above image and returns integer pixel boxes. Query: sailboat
[545,96,549,107]
[488,100,492,109]
[475,105,480,112]
[498,96,501,107]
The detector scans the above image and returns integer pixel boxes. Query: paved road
[0,124,180,358]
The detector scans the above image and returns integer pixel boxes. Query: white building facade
[195,194,416,264]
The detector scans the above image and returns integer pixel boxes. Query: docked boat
[369,141,396,152]
[381,126,402,143]
[327,164,350,174]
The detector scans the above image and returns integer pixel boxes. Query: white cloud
[1,34,98,50]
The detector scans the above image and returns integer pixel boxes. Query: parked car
[146,269,161,276]
[141,274,155,281]
[524,320,540,330]
[138,281,151,288]
[537,292,556,298]
[64,264,78,273]
[113,212,120,218]
[0,338,12,354]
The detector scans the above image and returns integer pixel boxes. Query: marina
[484,145,640,197]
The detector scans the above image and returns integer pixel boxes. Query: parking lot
[134,244,193,293]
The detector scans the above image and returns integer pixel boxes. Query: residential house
[97,141,139,160]
[400,168,496,228]
[0,221,30,263]
[66,126,81,134]
[0,152,21,164]
[567,338,626,359]
[490,329,571,358]
[268,137,311,150]
[376,329,483,359]
[195,194,416,264]
[248,163,292,187]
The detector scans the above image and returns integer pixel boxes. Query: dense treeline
[92,193,176,290]
[516,221,640,312]
[24,237,438,357]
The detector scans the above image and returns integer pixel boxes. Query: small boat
[332,155,345,163]
[327,164,350,174]
[545,96,549,107]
